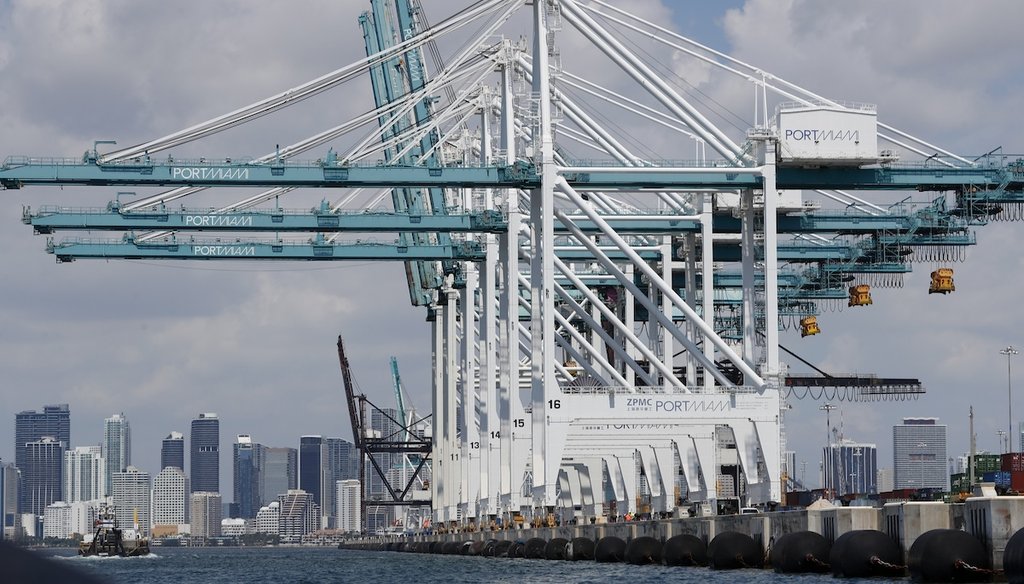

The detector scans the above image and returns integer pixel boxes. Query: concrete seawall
[391,497,1024,571]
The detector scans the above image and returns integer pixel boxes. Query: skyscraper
[260,447,297,504]
[14,404,70,471]
[15,404,70,511]
[191,413,220,494]
[103,413,131,496]
[22,436,65,515]
[111,466,150,537]
[152,467,188,529]
[64,446,105,503]
[893,417,948,490]
[298,436,325,510]
[233,435,261,519]
[823,440,878,497]
[2,462,19,540]
[324,437,358,527]
[161,432,185,471]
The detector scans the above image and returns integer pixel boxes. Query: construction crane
[337,334,431,534]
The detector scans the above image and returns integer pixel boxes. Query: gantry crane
[4,0,1024,527]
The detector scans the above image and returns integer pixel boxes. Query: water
[33,546,907,584]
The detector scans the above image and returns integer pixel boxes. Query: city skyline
[7,401,1006,507]
[9,404,360,510]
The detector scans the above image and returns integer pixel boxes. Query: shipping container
[974,454,1003,474]
[1012,470,1024,493]
[1002,453,1024,472]
[950,473,969,492]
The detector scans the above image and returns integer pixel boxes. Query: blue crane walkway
[4,155,1023,191]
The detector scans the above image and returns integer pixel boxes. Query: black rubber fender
[769,531,831,573]
[524,537,548,559]
[625,536,663,565]
[508,540,526,558]
[707,531,762,570]
[1005,527,1024,584]
[566,537,595,561]
[829,529,904,578]
[595,536,627,563]
[663,534,707,566]
[908,529,990,583]
[544,537,569,560]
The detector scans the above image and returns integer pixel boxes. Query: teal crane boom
[4,155,1024,191]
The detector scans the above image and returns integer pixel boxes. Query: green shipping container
[973,454,1002,474]
[950,473,969,492]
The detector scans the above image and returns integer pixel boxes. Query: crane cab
[800,316,821,337]
[848,284,873,307]
[929,268,955,294]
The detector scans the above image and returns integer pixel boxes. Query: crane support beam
[24,205,979,240]
[42,238,868,264]
[45,238,486,262]
[25,206,510,234]
[5,156,1023,191]
[0,157,534,189]
[24,206,705,235]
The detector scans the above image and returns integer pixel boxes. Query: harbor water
[34,546,905,583]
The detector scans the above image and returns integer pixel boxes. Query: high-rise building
[23,437,65,515]
[43,501,73,539]
[15,404,70,512]
[111,466,150,537]
[14,404,70,473]
[233,435,261,519]
[254,501,280,534]
[277,489,320,544]
[299,436,325,511]
[893,417,948,490]
[2,462,19,540]
[64,446,105,503]
[336,479,361,534]
[0,462,4,541]
[260,447,297,503]
[67,500,101,539]
[191,413,220,494]
[823,440,878,496]
[161,432,185,471]
[103,414,131,496]
[190,492,222,539]
[152,466,189,529]
[324,437,358,527]
[782,450,797,486]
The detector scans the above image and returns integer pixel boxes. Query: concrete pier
[386,497,1024,571]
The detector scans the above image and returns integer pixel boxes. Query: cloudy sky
[1,0,1023,497]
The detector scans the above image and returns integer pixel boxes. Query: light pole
[820,403,837,498]
[1001,346,1019,453]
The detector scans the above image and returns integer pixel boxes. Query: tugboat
[78,505,150,557]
